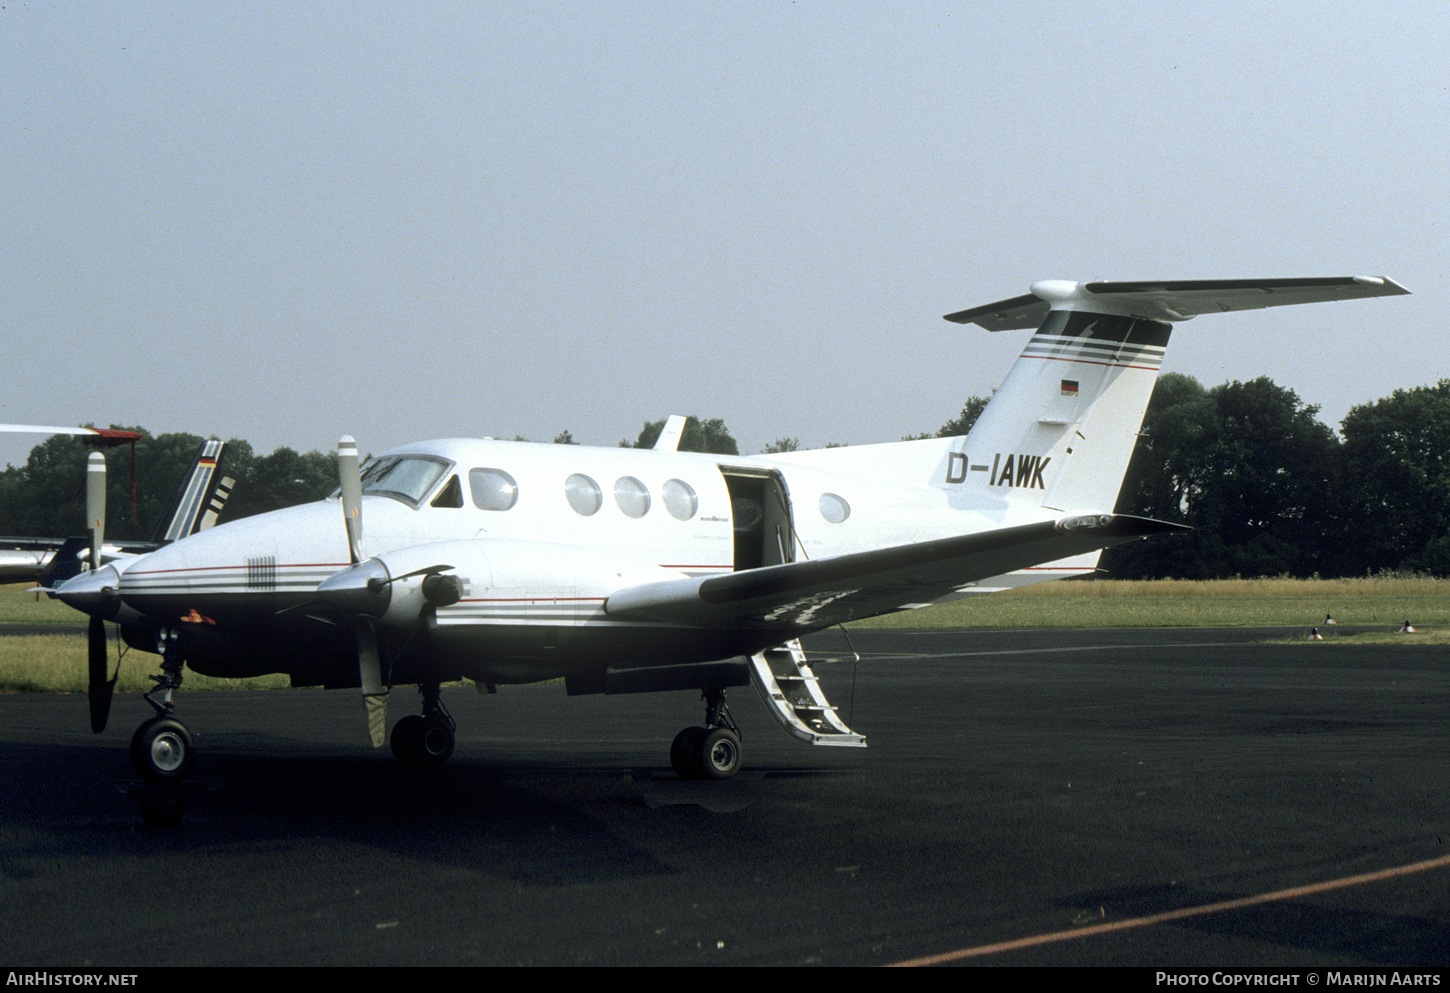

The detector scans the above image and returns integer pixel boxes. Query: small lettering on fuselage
[944,452,1049,489]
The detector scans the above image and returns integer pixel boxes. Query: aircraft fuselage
[77,435,1066,689]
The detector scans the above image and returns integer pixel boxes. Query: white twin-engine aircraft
[52,276,1408,784]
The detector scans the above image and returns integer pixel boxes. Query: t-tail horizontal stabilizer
[944,276,1410,330]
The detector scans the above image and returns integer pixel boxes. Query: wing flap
[605,514,1184,632]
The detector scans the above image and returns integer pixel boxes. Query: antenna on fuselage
[653,415,688,451]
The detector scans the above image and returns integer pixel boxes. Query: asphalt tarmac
[1,627,1447,967]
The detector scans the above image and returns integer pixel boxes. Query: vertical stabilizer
[956,308,1169,514]
[152,440,230,543]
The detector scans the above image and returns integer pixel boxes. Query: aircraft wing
[0,424,142,446]
[0,547,51,583]
[605,514,1183,632]
[944,276,1410,330]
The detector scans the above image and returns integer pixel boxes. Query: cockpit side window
[359,456,451,507]
[430,474,463,508]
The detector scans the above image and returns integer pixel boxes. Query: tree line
[0,433,339,544]
[1104,375,1450,580]
[2,377,1447,577]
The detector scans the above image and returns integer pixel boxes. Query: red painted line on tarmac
[888,852,1450,966]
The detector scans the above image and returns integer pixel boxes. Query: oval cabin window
[613,476,651,518]
[662,479,698,520]
[565,473,602,516]
[819,492,850,524]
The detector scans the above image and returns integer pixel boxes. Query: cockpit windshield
[358,455,451,506]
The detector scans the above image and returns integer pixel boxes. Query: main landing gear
[671,688,742,780]
[130,629,196,783]
[390,681,456,764]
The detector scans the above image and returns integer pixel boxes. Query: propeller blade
[87,615,116,733]
[337,436,364,565]
[85,451,105,572]
[356,617,387,748]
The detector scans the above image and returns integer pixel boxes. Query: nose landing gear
[130,715,194,782]
[131,629,195,783]
[121,628,207,828]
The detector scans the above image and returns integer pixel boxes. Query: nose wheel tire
[130,716,195,783]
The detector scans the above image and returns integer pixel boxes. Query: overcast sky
[2,2,1444,470]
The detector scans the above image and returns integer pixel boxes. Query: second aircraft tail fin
[151,440,233,544]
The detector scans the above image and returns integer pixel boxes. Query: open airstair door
[720,466,795,572]
[718,467,866,748]
[748,639,866,747]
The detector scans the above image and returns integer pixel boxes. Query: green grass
[0,582,83,625]
[0,632,292,693]
[0,583,289,692]
[4,576,1446,694]
[847,576,1450,629]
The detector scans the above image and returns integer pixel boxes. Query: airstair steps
[747,639,865,747]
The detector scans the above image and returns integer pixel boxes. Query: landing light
[1058,514,1114,531]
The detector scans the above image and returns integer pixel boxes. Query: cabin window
[613,476,650,518]
[565,473,602,516]
[819,493,850,524]
[469,468,518,511]
[662,479,698,521]
[360,456,451,507]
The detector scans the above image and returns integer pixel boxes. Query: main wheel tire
[130,716,195,783]
[698,727,742,780]
[392,714,455,764]
[671,726,706,779]
[390,715,424,762]
[418,718,455,764]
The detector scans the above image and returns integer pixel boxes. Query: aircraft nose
[53,564,124,619]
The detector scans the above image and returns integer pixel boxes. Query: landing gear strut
[390,681,456,764]
[671,688,742,780]
[131,628,195,783]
